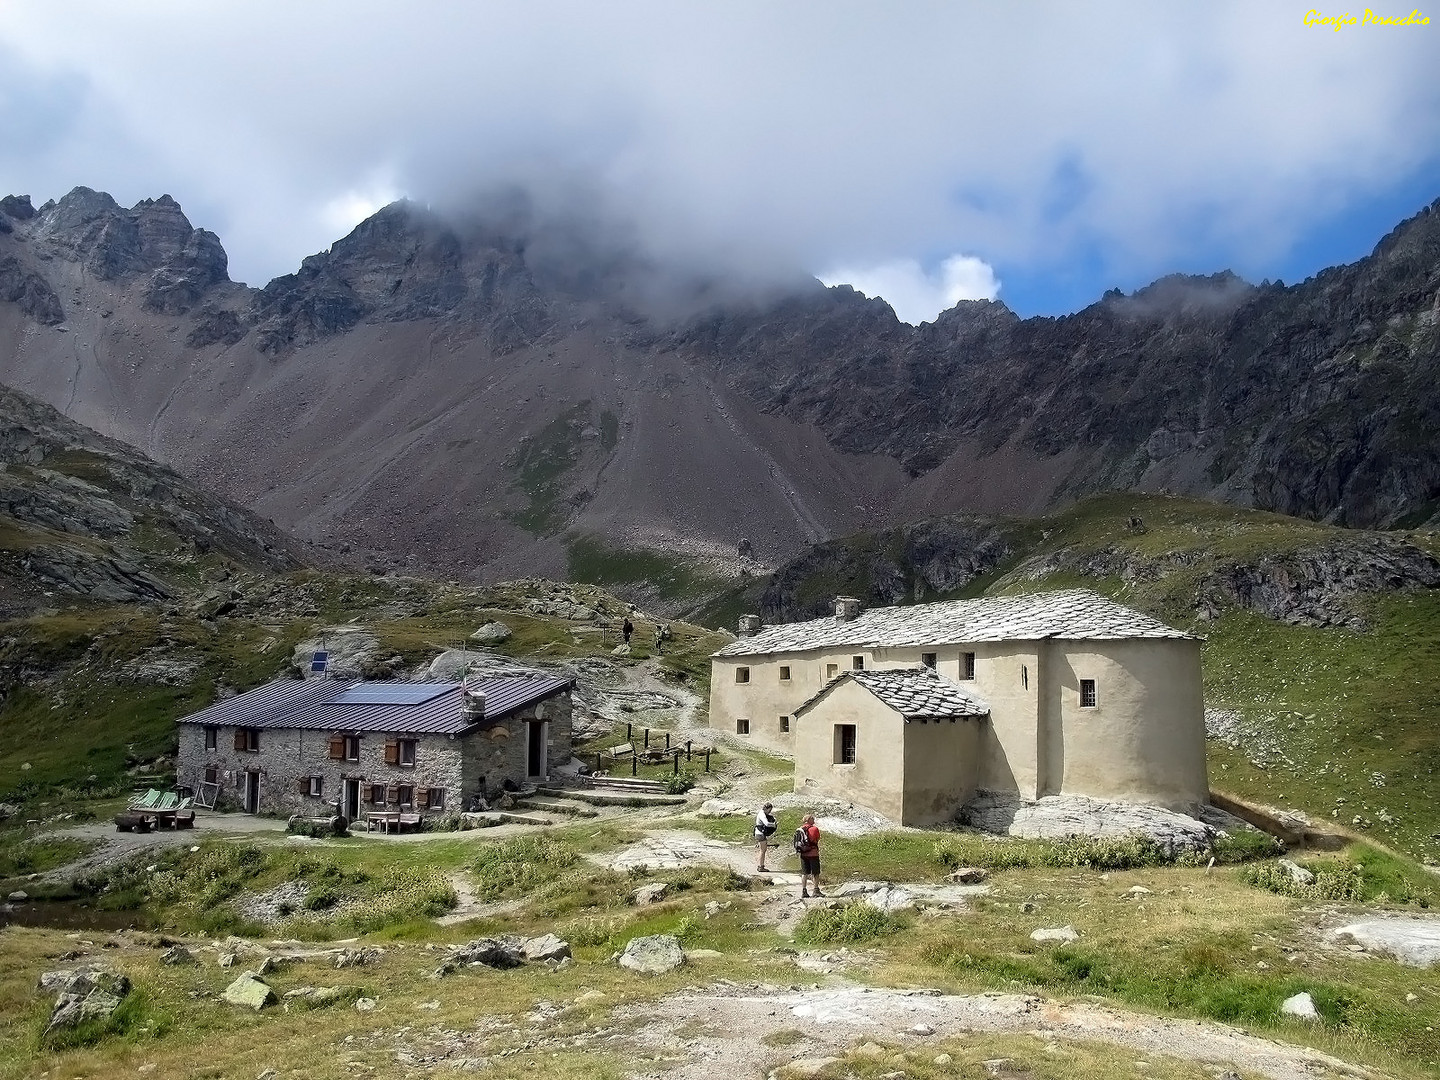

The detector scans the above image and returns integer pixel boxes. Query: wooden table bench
[366,811,401,833]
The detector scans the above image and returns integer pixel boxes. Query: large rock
[1281,991,1319,1020]
[222,972,276,1010]
[471,621,512,644]
[618,934,685,974]
[159,945,197,966]
[1331,918,1440,967]
[433,937,526,977]
[633,883,668,905]
[522,934,572,962]
[961,792,1225,854]
[698,799,747,818]
[41,968,131,1035]
[1030,926,1080,944]
[864,886,916,913]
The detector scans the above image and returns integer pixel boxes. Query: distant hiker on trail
[753,802,777,872]
[622,618,634,645]
[795,813,822,898]
[655,623,670,654]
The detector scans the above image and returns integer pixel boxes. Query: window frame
[851,655,864,670]
[426,788,446,811]
[962,652,976,680]
[397,784,415,808]
[1080,679,1097,708]
[344,735,360,762]
[834,724,858,765]
[778,665,791,682]
[307,775,324,798]
[736,717,750,736]
[779,715,790,734]
[735,667,751,684]
[398,738,417,767]
[369,783,386,805]
[825,663,839,679]
[203,764,218,785]
[921,653,937,670]
[204,726,217,751]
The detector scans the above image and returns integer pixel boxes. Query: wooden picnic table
[366,810,401,833]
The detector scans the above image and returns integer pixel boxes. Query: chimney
[463,688,486,720]
[835,596,861,621]
[737,614,761,637]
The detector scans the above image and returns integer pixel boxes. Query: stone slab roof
[794,668,990,721]
[715,588,1194,658]
[175,674,572,735]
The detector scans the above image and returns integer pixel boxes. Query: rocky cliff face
[0,187,1435,583]
[0,384,302,614]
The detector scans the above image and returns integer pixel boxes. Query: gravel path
[615,983,1376,1080]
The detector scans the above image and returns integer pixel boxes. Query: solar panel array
[323,683,453,706]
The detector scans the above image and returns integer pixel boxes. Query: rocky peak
[0,194,36,221]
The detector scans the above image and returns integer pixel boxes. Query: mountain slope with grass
[717,493,1440,860]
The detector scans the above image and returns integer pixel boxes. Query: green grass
[566,534,729,605]
[1241,843,1437,906]
[793,901,909,945]
[471,834,581,902]
[0,834,96,881]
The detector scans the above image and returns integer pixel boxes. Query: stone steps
[586,776,672,796]
[535,785,689,807]
[512,796,601,818]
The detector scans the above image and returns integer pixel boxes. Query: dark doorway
[244,770,260,813]
[527,721,546,779]
[343,778,361,821]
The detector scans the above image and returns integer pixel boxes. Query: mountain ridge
[0,186,1436,588]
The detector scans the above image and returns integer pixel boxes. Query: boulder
[946,867,988,885]
[1029,926,1080,944]
[618,934,685,974]
[633,883,668,905]
[1281,991,1319,1020]
[522,935,572,962]
[1278,859,1316,886]
[222,972,276,1011]
[471,621,512,644]
[41,968,131,1035]
[159,945,196,966]
[433,937,526,977]
[334,946,381,969]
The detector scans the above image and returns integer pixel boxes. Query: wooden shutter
[234,729,247,751]
[328,736,345,760]
[384,741,399,765]
[296,777,310,795]
[416,786,429,808]
[386,784,399,803]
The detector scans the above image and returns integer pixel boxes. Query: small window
[735,667,750,684]
[204,726,217,751]
[1021,664,1029,690]
[397,784,414,807]
[204,765,218,785]
[825,663,839,679]
[1080,679,1097,708]
[344,735,360,762]
[234,727,260,752]
[921,653,936,670]
[779,715,790,733]
[369,783,386,804]
[426,788,446,810]
[834,724,857,765]
[779,666,791,682]
[851,655,864,670]
[308,776,324,797]
[962,652,976,680]
[736,718,750,735]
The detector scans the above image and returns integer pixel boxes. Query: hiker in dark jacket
[622,618,634,645]
[753,802,777,872]
[797,813,822,898]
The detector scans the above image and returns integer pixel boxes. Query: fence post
[626,722,632,740]
[685,739,692,761]
[644,728,650,748]
[704,749,711,772]
[631,753,637,777]
[673,751,679,775]
[664,732,671,750]
[596,752,602,774]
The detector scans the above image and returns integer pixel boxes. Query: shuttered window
[384,741,399,765]
[328,736,345,761]
[234,728,259,752]
[426,788,445,810]
[369,784,386,804]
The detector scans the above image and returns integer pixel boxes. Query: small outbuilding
[175,673,573,820]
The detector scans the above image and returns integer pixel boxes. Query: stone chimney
[463,688,486,720]
[834,596,861,621]
[737,614,761,637]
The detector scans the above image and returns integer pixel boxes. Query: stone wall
[177,724,465,818]
[176,685,574,817]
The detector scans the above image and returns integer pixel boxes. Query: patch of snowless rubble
[1331,917,1440,967]
[962,793,1255,855]
[615,984,1368,1080]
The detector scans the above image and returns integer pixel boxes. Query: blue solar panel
[323,683,453,706]
[310,651,329,672]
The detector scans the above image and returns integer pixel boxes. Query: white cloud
[0,3,1435,303]
[821,255,1000,325]
[320,181,405,242]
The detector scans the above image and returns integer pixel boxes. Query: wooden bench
[114,812,152,833]
[366,810,401,833]
[398,812,422,832]
[609,742,635,760]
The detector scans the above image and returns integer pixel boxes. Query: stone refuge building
[710,589,1207,825]
[175,673,573,819]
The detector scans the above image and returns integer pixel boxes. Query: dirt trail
[615,983,1378,1080]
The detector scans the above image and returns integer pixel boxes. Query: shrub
[665,769,698,794]
[1242,860,1365,903]
[794,902,908,946]
[472,835,579,902]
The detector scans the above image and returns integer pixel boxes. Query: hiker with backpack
[793,813,822,898]
[753,802,778,872]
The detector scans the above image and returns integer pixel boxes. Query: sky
[2,2,1438,323]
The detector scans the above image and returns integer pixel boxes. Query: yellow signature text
[1304,7,1430,28]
